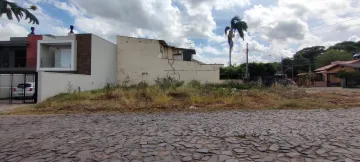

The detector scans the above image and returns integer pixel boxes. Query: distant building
[313,60,360,87]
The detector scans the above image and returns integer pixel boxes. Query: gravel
[1,108,360,161]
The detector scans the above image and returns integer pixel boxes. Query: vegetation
[327,41,360,54]
[337,70,360,79]
[281,46,324,77]
[6,77,360,115]
[315,50,353,68]
[220,62,279,80]
[155,76,184,90]
[280,41,360,76]
[0,0,39,24]
[225,16,248,66]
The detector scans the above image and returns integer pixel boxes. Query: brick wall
[76,34,92,75]
[26,35,43,69]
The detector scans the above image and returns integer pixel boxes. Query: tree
[225,16,248,66]
[220,62,277,79]
[327,41,360,54]
[336,69,360,79]
[0,0,39,24]
[284,67,293,78]
[293,54,311,73]
[296,46,325,58]
[264,63,276,76]
[220,65,245,79]
[315,50,353,68]
[295,46,325,71]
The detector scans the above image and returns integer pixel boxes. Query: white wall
[37,72,93,101]
[37,34,117,102]
[117,36,223,85]
[91,35,117,86]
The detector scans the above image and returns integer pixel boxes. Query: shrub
[155,76,184,90]
[136,91,153,102]
[137,81,149,90]
[212,88,231,97]
[187,80,202,89]
[167,91,190,100]
[204,81,260,90]
[103,82,115,99]
[337,70,360,79]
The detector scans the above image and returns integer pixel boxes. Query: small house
[313,60,360,87]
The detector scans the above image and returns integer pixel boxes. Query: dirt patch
[0,102,26,112]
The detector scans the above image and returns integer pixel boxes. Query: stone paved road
[1,109,360,162]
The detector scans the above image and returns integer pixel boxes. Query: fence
[0,73,36,103]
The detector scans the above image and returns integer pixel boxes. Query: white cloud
[348,36,360,42]
[1,0,359,65]
[1,0,71,37]
[202,46,225,56]
[53,1,85,17]
[0,23,28,40]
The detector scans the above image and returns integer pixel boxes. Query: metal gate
[0,72,38,104]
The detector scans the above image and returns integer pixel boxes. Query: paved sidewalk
[1,108,360,162]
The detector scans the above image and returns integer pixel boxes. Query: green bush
[155,76,184,90]
[337,70,360,79]
[187,80,202,89]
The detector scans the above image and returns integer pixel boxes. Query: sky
[1,0,360,66]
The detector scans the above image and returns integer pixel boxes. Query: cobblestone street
[1,108,360,162]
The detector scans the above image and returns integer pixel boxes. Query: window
[14,49,26,67]
[315,74,324,81]
[54,48,71,68]
[37,40,76,71]
[17,84,31,88]
[0,50,10,68]
[40,46,71,68]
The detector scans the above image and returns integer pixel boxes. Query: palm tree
[225,16,248,66]
[0,0,39,24]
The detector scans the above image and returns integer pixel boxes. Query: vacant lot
[1,108,360,161]
[5,84,360,115]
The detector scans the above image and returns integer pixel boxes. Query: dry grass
[6,84,360,115]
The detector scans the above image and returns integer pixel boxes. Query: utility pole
[308,64,312,86]
[245,43,249,80]
[229,50,231,66]
[281,57,284,76]
[292,58,294,80]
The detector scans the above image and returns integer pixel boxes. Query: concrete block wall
[117,36,223,85]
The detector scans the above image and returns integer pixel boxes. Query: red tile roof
[314,60,360,72]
